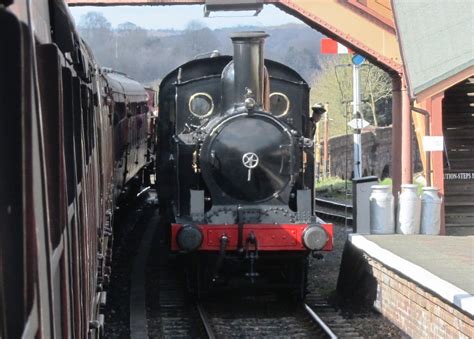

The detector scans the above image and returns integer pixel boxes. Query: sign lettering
[444,172,474,180]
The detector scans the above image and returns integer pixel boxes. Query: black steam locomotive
[157,32,332,298]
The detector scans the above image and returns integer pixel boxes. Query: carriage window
[189,92,214,119]
[269,92,290,118]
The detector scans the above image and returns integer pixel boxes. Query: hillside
[77,13,323,85]
[77,12,392,138]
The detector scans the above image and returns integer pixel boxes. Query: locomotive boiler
[157,32,333,298]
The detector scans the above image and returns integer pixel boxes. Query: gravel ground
[103,192,157,338]
[308,221,409,338]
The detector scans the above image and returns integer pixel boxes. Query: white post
[352,63,362,178]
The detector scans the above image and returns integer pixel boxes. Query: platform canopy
[66,0,403,72]
[392,0,474,100]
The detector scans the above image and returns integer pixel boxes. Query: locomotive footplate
[171,223,333,252]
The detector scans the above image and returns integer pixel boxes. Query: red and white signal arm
[320,38,351,54]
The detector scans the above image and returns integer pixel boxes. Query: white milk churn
[370,185,395,234]
[420,187,442,235]
[397,184,421,234]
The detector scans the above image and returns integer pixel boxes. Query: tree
[283,46,320,81]
[117,22,140,31]
[78,11,111,30]
[311,55,352,137]
[186,20,207,31]
[360,65,392,127]
[182,20,219,58]
[77,12,115,67]
[310,55,392,136]
[113,22,150,78]
[75,14,326,87]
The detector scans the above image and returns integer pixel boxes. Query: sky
[69,4,303,30]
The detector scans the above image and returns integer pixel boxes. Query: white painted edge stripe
[349,234,474,316]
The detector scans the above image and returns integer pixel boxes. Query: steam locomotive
[0,1,155,337]
[157,32,333,298]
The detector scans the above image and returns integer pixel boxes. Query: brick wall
[369,257,473,338]
[327,126,422,179]
[368,257,471,338]
[337,243,473,338]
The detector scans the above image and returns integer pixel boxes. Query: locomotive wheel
[187,254,211,300]
[185,253,309,300]
[286,256,309,301]
[186,253,229,299]
[299,256,309,301]
[142,166,152,186]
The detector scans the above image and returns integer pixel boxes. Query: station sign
[348,118,370,129]
[320,38,351,54]
[422,136,444,151]
[444,172,474,180]
[351,54,366,65]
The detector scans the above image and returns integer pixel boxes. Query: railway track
[143,236,362,338]
[150,254,339,338]
[128,193,361,338]
[147,228,207,337]
[305,294,363,338]
[196,292,362,338]
[196,296,332,338]
[315,197,353,225]
[110,192,401,339]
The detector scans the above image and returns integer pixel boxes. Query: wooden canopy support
[391,76,402,196]
[422,94,446,235]
[401,76,412,185]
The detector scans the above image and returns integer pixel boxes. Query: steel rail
[197,303,216,339]
[303,303,338,339]
[315,197,353,224]
[315,197,352,212]
[315,211,353,222]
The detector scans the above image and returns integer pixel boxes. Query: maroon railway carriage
[145,87,158,165]
[0,1,154,337]
[102,68,153,199]
[145,86,158,116]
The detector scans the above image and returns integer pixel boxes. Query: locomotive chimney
[222,31,269,111]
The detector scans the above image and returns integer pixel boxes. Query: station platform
[337,234,473,338]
